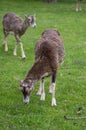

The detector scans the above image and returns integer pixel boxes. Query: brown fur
[2,12,36,37]
[2,12,36,58]
[25,29,65,82]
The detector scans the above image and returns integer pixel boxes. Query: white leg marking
[52,97,56,106]
[5,43,8,52]
[79,7,82,11]
[40,80,45,101]
[20,42,26,58]
[76,8,79,12]
[76,2,79,12]
[49,84,53,94]
[51,83,57,106]
[76,4,79,12]
[37,81,42,95]
[76,2,82,12]
[40,92,45,101]
[13,44,17,56]
[3,38,8,52]
[79,1,82,11]
[49,77,53,94]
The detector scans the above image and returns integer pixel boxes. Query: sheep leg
[79,1,82,11]
[76,1,82,11]
[49,76,53,94]
[15,35,26,59]
[51,71,57,106]
[37,80,43,95]
[19,42,26,59]
[76,3,79,11]
[13,43,17,56]
[3,31,8,52]
[39,79,45,101]
[4,37,8,52]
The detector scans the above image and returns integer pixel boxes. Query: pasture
[0,0,86,129]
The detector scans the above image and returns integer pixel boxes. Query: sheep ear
[42,31,45,36]
[25,15,28,18]
[28,17,32,22]
[25,15,32,22]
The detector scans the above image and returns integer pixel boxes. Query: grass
[0,0,86,130]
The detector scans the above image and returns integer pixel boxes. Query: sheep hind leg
[13,43,18,56]
[51,83,56,106]
[19,42,26,59]
[51,72,57,106]
[49,76,53,94]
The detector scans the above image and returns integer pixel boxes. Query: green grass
[0,0,86,130]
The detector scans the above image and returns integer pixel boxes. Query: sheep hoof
[13,53,17,56]
[22,57,26,60]
[5,50,8,53]
[37,91,41,95]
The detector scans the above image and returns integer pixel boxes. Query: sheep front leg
[40,79,45,101]
[3,36,8,52]
[37,80,43,95]
[3,30,9,52]
[49,76,53,94]
[37,79,45,101]
[15,35,26,59]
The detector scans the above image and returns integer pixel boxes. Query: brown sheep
[2,12,36,59]
[18,29,65,106]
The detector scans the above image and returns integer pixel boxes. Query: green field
[0,0,86,130]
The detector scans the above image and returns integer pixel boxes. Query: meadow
[0,0,86,130]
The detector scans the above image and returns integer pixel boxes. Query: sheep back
[35,29,65,71]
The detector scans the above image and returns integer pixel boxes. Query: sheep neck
[25,59,52,83]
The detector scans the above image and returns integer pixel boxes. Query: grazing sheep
[18,29,65,106]
[76,0,83,11]
[2,12,36,58]
[43,0,57,2]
